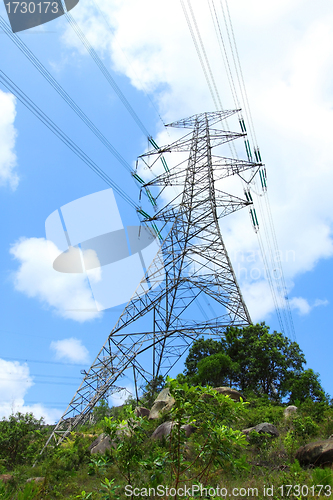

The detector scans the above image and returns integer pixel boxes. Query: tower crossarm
[166,109,241,129]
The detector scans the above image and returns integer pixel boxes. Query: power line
[1,355,89,366]
[0,378,80,386]
[6,372,81,380]
[186,0,224,112]
[183,0,295,338]
[0,16,137,176]
[0,70,138,210]
[64,11,150,137]
[180,0,218,111]
[217,0,296,339]
[89,0,168,134]
[179,0,237,158]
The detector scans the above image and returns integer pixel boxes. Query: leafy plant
[103,407,151,490]
[88,455,111,476]
[0,412,45,468]
[291,416,319,439]
[16,481,40,500]
[311,467,333,488]
[166,378,249,489]
[75,491,92,499]
[0,481,12,500]
[100,478,121,499]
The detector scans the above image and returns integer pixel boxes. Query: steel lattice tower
[45,110,261,447]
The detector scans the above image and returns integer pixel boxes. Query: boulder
[89,433,112,454]
[149,388,175,420]
[134,407,150,418]
[151,421,174,439]
[214,387,246,402]
[151,421,196,440]
[26,477,45,483]
[0,474,13,483]
[284,405,297,418]
[242,422,279,438]
[295,439,333,467]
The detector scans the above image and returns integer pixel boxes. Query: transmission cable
[208,0,239,110]
[222,0,258,147]
[180,0,218,111]
[0,70,138,210]
[186,0,224,112]
[1,355,89,366]
[64,10,150,137]
[89,0,169,135]
[188,0,295,337]
[221,0,296,338]
[0,15,135,177]
[179,0,237,158]
[218,0,256,149]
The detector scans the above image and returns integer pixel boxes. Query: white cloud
[109,384,133,407]
[60,0,333,321]
[314,299,329,308]
[0,90,19,189]
[0,359,61,424]
[10,237,101,322]
[290,297,329,316]
[50,337,89,364]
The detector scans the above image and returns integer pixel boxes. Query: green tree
[287,368,328,404]
[195,352,238,387]
[184,337,225,378]
[224,323,305,398]
[182,323,325,401]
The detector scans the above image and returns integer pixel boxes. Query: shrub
[0,412,45,468]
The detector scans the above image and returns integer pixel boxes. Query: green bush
[241,401,284,428]
[291,415,319,439]
[0,412,45,468]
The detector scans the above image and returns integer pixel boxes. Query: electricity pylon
[45,110,261,448]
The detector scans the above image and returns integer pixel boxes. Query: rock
[26,477,45,483]
[116,421,132,438]
[242,422,279,438]
[149,388,175,420]
[0,474,13,483]
[89,433,112,454]
[284,405,297,418]
[151,421,196,440]
[296,439,333,467]
[151,421,174,439]
[214,387,246,402]
[134,407,150,418]
[183,424,196,438]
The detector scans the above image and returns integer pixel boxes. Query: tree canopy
[181,323,327,402]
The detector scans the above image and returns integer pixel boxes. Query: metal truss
[44,110,263,449]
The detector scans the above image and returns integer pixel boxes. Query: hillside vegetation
[0,324,332,500]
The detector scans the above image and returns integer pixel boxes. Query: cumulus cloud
[0,359,61,424]
[0,90,19,189]
[290,297,329,316]
[10,237,101,322]
[50,338,89,364]
[60,0,333,321]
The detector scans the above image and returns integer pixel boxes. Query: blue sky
[0,0,333,422]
